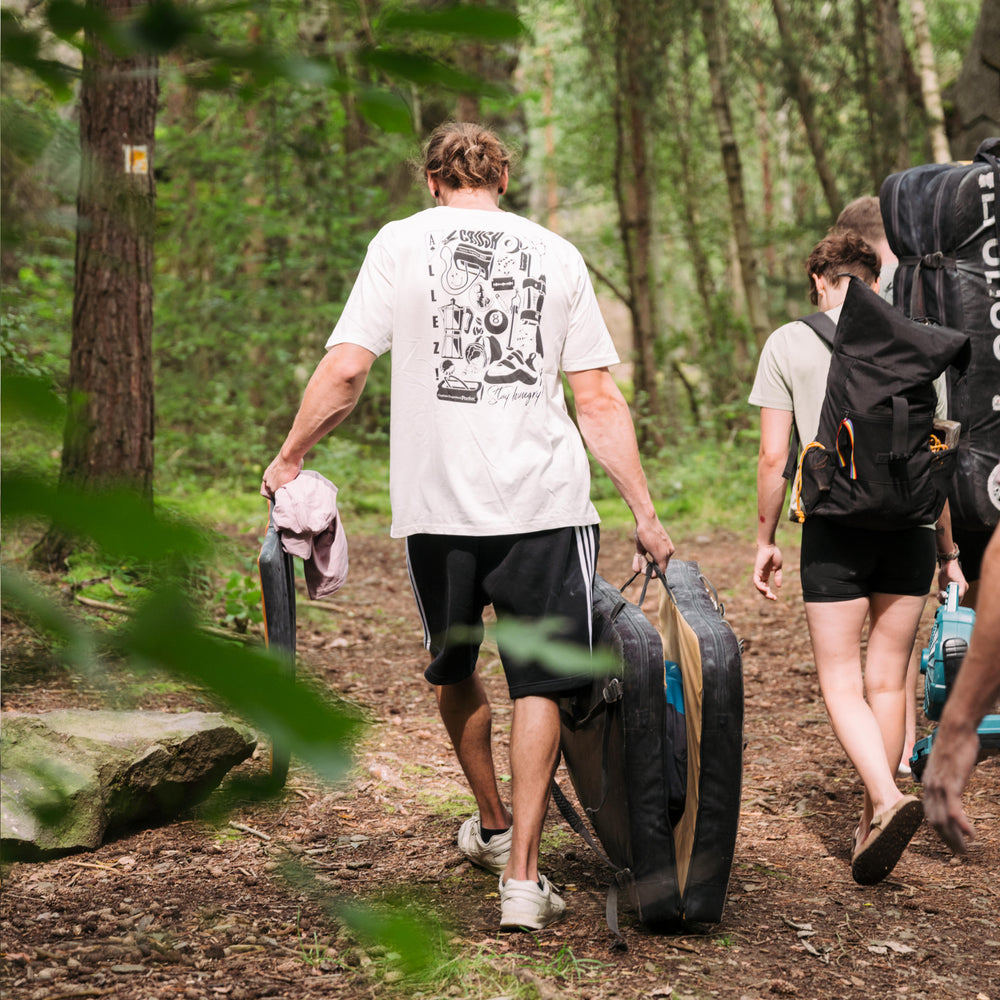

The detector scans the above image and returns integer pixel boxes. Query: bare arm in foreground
[923,525,1000,853]
[566,367,674,574]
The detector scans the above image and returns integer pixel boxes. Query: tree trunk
[667,27,753,418]
[874,0,911,174]
[33,0,158,569]
[665,31,719,370]
[854,0,882,192]
[945,0,1000,159]
[573,0,673,440]
[611,0,664,437]
[770,0,841,219]
[329,0,374,156]
[908,0,951,163]
[698,0,769,348]
[758,78,776,280]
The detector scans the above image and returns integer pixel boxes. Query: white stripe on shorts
[405,537,432,651]
[573,524,598,648]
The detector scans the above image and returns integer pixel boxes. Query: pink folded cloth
[268,470,348,599]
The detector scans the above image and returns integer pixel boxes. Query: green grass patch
[416,790,477,820]
[159,487,266,536]
[400,763,438,778]
[365,928,608,999]
[512,942,611,983]
[540,824,576,852]
[747,862,792,881]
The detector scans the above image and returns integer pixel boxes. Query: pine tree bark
[698,0,769,348]
[33,0,158,569]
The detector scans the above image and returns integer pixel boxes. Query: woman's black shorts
[800,517,935,603]
[406,525,599,699]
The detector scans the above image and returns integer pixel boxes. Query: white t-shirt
[327,206,620,537]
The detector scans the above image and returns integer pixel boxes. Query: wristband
[936,547,960,565]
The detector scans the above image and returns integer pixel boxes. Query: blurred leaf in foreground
[120,585,364,785]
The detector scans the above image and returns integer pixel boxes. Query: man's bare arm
[565,367,674,573]
[262,343,377,495]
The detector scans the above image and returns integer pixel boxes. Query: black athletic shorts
[800,517,935,603]
[405,525,599,699]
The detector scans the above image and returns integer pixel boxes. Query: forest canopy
[1,0,989,502]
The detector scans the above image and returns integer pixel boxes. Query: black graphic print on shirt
[427,227,546,407]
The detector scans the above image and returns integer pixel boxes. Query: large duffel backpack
[556,561,743,935]
[880,137,1000,534]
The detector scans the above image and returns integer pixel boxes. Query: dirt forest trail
[2,526,999,1000]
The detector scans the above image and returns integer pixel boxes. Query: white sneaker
[457,813,512,875]
[499,874,566,931]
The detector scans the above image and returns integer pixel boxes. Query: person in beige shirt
[749,232,964,885]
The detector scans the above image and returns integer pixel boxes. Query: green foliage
[297,928,329,968]
[220,569,265,633]
[122,585,363,777]
[0,9,77,99]
[379,6,526,43]
[1,369,65,425]
[0,95,78,489]
[2,373,362,783]
[2,1,527,103]
[589,429,758,537]
[2,570,98,673]
[1,93,80,251]
[516,942,610,982]
[62,554,150,605]
[522,0,980,432]
[1,308,71,484]
[489,618,617,677]
[372,935,609,998]
[3,469,209,563]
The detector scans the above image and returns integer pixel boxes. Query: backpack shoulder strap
[550,778,629,948]
[782,311,837,479]
[799,311,837,348]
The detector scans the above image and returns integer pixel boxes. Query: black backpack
[789,277,971,530]
[880,138,1000,532]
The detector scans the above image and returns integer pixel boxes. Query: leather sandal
[851,795,923,885]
